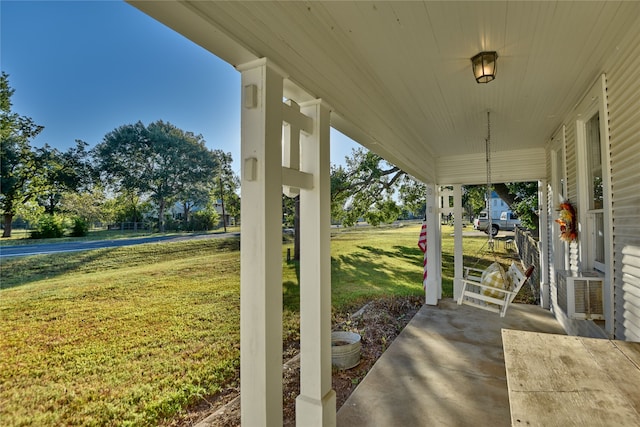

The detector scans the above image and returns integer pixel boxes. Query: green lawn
[0,223,509,426]
[0,227,241,247]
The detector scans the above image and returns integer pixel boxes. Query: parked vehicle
[475,210,521,236]
[473,211,489,230]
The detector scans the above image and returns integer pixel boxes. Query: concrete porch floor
[336,298,566,426]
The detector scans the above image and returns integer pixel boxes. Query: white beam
[238,58,284,426]
[282,100,313,135]
[296,99,336,426]
[283,100,302,198]
[282,167,313,190]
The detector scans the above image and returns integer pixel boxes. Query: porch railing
[514,226,540,304]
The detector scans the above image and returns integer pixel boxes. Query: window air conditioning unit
[557,270,604,320]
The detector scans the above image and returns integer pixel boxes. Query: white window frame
[575,74,613,334]
[584,112,605,272]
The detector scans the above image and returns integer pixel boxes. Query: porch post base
[295,389,336,427]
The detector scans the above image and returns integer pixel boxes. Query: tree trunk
[2,213,13,238]
[158,200,165,232]
[492,182,539,230]
[182,203,190,229]
[492,183,517,207]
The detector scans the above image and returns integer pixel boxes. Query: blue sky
[1,0,358,174]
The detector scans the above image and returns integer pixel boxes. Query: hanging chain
[486,111,494,249]
[467,111,496,271]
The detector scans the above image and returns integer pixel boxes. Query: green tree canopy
[331,147,425,226]
[93,120,217,232]
[0,72,44,237]
[211,149,239,230]
[465,182,539,231]
[330,147,538,230]
[60,186,107,226]
[35,140,94,215]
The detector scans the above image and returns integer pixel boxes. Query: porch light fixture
[471,51,498,83]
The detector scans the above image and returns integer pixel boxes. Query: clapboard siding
[564,121,577,204]
[606,19,640,341]
[620,247,640,342]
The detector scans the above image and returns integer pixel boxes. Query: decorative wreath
[556,201,577,242]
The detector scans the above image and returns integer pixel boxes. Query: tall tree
[211,150,239,231]
[502,182,539,231]
[60,185,107,226]
[0,72,44,237]
[94,120,217,232]
[192,189,221,231]
[463,185,488,219]
[102,190,152,229]
[331,147,424,226]
[397,175,427,218]
[176,185,210,229]
[36,140,93,215]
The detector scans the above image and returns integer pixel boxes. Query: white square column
[453,184,464,300]
[425,184,441,305]
[238,58,285,426]
[296,100,336,426]
[538,179,550,309]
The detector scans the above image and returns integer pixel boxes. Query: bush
[191,210,220,231]
[70,217,89,237]
[30,214,65,239]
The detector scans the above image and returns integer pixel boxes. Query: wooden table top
[502,329,640,427]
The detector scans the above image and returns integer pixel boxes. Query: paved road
[0,232,240,259]
[1,228,510,259]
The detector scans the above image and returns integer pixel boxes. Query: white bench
[457,262,534,317]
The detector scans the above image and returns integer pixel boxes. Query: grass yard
[0,239,241,426]
[0,227,241,247]
[0,223,513,426]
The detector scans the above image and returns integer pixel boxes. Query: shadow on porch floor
[336,298,566,427]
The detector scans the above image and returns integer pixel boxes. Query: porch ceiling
[129,1,639,184]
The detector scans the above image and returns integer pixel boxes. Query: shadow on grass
[0,237,240,290]
[331,247,425,308]
[283,259,301,312]
[356,244,424,260]
[283,242,426,312]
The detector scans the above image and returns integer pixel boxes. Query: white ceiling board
[129,1,640,185]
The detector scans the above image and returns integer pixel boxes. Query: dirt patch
[165,295,423,426]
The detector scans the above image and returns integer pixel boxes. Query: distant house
[485,191,510,220]
[170,200,234,228]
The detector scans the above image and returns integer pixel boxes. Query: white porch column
[538,179,550,309]
[238,58,284,426]
[425,184,440,305]
[296,100,336,426]
[453,184,464,300]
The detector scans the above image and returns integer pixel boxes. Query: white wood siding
[606,21,640,341]
[436,148,546,185]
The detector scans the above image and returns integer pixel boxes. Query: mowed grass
[0,239,241,426]
[328,225,440,307]
[0,223,507,425]
[0,227,241,247]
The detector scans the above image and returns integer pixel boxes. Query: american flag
[418,221,427,290]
